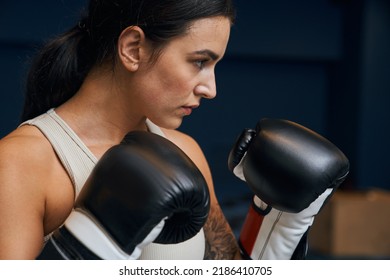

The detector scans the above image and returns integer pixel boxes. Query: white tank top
[21,108,205,259]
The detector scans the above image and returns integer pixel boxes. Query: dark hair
[21,0,236,121]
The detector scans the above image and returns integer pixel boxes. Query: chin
[149,117,183,130]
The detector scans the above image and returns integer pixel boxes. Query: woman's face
[132,16,231,129]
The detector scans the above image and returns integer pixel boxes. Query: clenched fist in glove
[228,119,349,259]
[39,131,210,259]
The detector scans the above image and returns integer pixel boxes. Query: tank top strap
[20,109,98,197]
[20,111,165,198]
[145,119,165,137]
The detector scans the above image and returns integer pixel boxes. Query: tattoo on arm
[203,202,239,260]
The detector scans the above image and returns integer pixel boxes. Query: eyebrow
[193,49,220,61]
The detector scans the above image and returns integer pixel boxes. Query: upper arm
[0,135,47,259]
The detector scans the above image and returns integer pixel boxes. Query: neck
[55,66,147,158]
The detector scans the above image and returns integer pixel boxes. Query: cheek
[152,67,195,99]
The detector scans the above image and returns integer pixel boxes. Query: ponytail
[21,24,95,121]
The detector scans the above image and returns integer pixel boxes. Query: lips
[182,104,199,115]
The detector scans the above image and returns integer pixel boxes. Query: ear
[117,26,146,71]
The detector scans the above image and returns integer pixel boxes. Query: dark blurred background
[1,0,389,259]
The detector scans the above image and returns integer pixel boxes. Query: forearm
[203,202,240,260]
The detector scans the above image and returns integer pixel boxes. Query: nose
[194,71,217,99]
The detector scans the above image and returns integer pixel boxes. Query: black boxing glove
[228,119,349,259]
[39,131,210,260]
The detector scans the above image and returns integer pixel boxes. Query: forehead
[167,16,231,56]
[188,16,231,37]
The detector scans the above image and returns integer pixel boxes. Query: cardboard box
[309,189,390,258]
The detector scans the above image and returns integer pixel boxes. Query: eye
[194,59,209,69]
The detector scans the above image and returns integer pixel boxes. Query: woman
[0,0,239,259]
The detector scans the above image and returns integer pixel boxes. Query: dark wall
[180,0,390,199]
[0,0,87,134]
[356,0,390,188]
[1,0,389,207]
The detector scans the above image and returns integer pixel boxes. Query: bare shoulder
[161,129,206,167]
[0,125,61,217]
[0,126,51,258]
[160,128,197,149]
[0,125,55,174]
[162,129,213,180]
[0,125,73,210]
[0,126,72,259]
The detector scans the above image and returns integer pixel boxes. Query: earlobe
[118,26,145,71]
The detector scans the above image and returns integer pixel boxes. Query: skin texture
[0,16,241,260]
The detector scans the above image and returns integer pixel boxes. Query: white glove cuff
[64,210,166,260]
